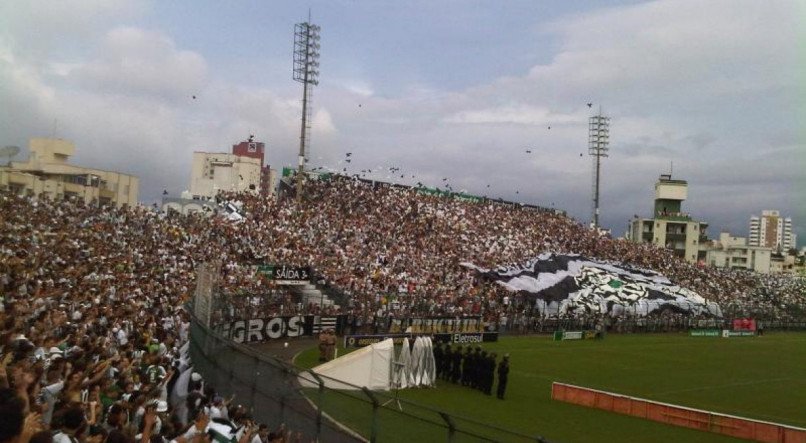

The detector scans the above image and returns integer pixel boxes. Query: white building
[0,138,138,207]
[627,175,708,263]
[749,210,796,251]
[705,232,771,274]
[189,152,261,199]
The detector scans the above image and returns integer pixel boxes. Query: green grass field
[295,333,806,442]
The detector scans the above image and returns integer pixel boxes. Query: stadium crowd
[0,191,307,443]
[1,175,804,442]
[216,177,804,323]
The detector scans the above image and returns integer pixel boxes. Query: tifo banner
[216,315,347,343]
[732,318,757,331]
[387,316,484,333]
[255,264,311,285]
[689,329,721,337]
[463,254,722,318]
[343,332,499,348]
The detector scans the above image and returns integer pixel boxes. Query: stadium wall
[551,382,806,443]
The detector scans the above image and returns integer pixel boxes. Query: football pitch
[296,332,806,442]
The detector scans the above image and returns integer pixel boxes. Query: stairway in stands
[296,282,339,310]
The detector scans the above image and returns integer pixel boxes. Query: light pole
[588,110,610,229]
[292,19,321,205]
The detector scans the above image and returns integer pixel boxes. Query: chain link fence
[188,306,553,443]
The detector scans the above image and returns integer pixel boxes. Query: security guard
[497,354,510,399]
[451,345,463,383]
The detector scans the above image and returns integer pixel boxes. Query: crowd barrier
[189,305,553,443]
[551,382,806,443]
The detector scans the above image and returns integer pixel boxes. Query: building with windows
[627,174,708,263]
[164,138,277,214]
[704,232,771,273]
[189,151,262,199]
[749,210,796,251]
[231,138,277,197]
[0,138,138,207]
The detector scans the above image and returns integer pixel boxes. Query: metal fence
[189,308,552,443]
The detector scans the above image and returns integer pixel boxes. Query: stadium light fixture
[292,18,321,205]
[588,110,610,229]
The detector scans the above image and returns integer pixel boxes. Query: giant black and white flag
[462,254,721,317]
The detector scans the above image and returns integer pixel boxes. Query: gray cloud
[0,0,803,245]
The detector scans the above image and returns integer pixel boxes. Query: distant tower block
[588,111,610,228]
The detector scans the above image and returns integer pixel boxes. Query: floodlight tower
[588,109,610,228]
[292,18,321,204]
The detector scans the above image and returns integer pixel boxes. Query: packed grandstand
[1,176,805,442]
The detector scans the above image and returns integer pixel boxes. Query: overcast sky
[1,0,803,243]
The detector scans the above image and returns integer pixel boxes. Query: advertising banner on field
[432,332,499,344]
[343,332,499,348]
[689,329,721,337]
[732,318,756,332]
[344,334,408,348]
[722,330,757,338]
[553,330,602,341]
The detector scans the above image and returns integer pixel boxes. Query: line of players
[433,343,509,399]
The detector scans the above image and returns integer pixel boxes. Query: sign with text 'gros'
[217,316,309,343]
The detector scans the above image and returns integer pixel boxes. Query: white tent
[395,337,412,389]
[299,338,394,390]
[409,337,423,385]
[401,336,437,388]
[423,337,436,387]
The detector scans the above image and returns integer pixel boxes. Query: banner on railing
[343,332,499,348]
[216,315,346,343]
[431,332,499,344]
[387,316,484,334]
